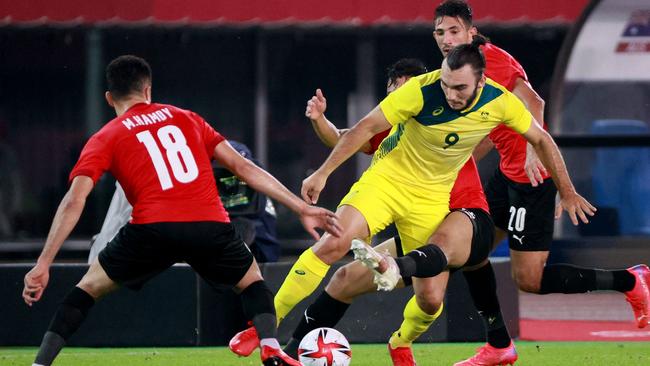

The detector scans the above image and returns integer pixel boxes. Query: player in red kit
[429,2,650,365]
[22,55,341,366]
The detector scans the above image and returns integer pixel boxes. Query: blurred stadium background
[1,0,649,363]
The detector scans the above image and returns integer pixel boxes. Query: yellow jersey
[371,69,532,193]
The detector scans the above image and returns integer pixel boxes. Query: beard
[450,82,480,110]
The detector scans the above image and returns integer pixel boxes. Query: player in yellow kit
[230,39,594,364]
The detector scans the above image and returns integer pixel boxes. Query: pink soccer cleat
[453,341,518,366]
[388,343,417,366]
[261,345,303,366]
[228,325,259,357]
[624,264,650,328]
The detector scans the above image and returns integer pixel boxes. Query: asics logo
[512,234,525,245]
[432,106,444,116]
[295,269,306,275]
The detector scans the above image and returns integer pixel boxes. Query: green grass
[1,342,649,365]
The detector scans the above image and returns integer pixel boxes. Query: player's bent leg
[509,250,548,293]
[34,259,118,366]
[230,260,267,357]
[77,258,120,299]
[428,211,473,267]
[388,274,448,366]
[457,261,517,365]
[274,205,370,324]
[284,238,405,358]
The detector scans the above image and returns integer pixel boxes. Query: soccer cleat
[453,341,518,366]
[624,264,650,328]
[261,345,303,366]
[229,324,259,357]
[388,343,417,366]
[351,239,400,291]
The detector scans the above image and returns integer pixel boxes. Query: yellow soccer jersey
[374,69,532,191]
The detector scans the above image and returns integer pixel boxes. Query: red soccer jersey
[482,43,551,184]
[368,130,489,212]
[70,102,230,224]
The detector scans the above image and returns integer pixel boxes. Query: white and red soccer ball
[298,327,352,366]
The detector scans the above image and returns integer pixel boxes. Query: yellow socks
[274,248,330,323]
[389,295,444,348]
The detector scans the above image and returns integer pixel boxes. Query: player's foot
[351,238,400,291]
[388,343,417,366]
[261,345,302,366]
[229,324,259,357]
[624,264,650,328]
[453,341,518,366]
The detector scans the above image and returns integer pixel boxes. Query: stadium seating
[589,119,650,235]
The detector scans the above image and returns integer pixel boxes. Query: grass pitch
[1,342,648,365]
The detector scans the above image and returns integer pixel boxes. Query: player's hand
[305,89,327,121]
[299,205,342,240]
[555,192,597,225]
[301,170,328,205]
[23,262,50,306]
[525,144,548,187]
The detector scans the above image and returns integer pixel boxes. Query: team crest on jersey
[432,106,445,116]
[481,111,490,120]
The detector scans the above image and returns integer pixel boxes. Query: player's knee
[313,236,352,264]
[327,266,352,296]
[429,231,451,248]
[415,289,444,315]
[512,270,542,293]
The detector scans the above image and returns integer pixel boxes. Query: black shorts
[98,221,254,290]
[485,168,557,251]
[394,208,494,285]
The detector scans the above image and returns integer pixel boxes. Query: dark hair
[435,0,473,26]
[387,58,428,85]
[445,36,486,78]
[106,55,152,100]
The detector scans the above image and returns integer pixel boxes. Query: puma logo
[412,250,427,258]
[304,310,315,323]
[512,234,525,245]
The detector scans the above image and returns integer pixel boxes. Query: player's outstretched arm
[23,176,94,306]
[522,122,596,225]
[306,88,373,154]
[512,78,549,186]
[302,106,391,204]
[213,141,342,240]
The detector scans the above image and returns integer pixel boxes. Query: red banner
[1,0,589,24]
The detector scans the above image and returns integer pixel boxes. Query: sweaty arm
[214,142,307,214]
[23,176,94,305]
[522,122,596,224]
[306,88,373,153]
[301,106,391,204]
[39,176,94,265]
[213,141,342,240]
[512,77,549,185]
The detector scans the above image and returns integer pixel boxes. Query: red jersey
[70,102,230,224]
[368,130,489,212]
[482,43,551,184]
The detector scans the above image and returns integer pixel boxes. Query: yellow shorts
[339,172,450,253]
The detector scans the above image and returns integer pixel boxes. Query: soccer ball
[298,327,352,366]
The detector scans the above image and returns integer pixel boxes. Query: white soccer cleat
[351,239,400,291]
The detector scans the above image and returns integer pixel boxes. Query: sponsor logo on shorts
[512,234,525,245]
[295,269,306,275]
